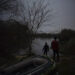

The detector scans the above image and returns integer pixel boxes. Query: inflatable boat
[0,56,56,75]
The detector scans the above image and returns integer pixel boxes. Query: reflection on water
[32,38,54,57]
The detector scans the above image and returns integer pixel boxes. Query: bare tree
[0,0,22,20]
[20,0,51,33]
[0,0,51,30]
[0,0,16,11]
[18,0,51,54]
[0,0,51,55]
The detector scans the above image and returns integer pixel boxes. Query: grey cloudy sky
[0,0,75,33]
[38,0,75,33]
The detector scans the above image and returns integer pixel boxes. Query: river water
[32,38,54,57]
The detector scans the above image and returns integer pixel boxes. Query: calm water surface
[32,38,54,57]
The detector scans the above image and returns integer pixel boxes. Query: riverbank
[57,40,75,75]
[57,55,75,75]
[55,29,75,75]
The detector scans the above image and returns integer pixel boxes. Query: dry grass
[57,55,75,75]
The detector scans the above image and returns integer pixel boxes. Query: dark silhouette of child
[42,42,49,56]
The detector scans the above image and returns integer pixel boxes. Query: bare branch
[0,0,16,11]
[25,0,51,32]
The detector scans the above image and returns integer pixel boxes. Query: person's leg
[53,50,55,60]
[46,51,47,56]
[44,51,45,55]
[56,51,59,61]
[44,50,47,55]
[44,51,47,56]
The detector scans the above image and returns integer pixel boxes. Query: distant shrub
[62,38,75,55]
[59,29,75,43]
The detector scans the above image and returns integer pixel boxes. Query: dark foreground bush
[0,20,31,59]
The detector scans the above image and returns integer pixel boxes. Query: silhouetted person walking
[42,42,49,56]
[51,37,59,61]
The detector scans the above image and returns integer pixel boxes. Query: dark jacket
[43,44,49,52]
